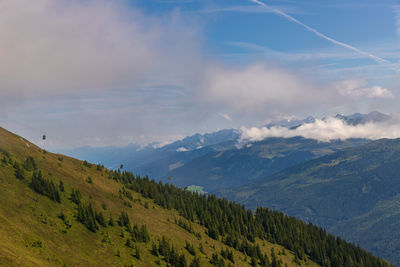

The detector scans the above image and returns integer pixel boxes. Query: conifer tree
[59,180,64,192]
[14,162,25,180]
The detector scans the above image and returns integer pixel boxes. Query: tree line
[0,149,393,266]
[107,168,392,267]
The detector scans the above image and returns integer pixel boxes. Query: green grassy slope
[221,138,400,264]
[0,126,317,267]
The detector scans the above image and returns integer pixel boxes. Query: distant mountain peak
[265,116,315,129]
[335,111,390,125]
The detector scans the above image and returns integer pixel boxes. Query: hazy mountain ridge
[61,112,386,186]
[265,116,316,129]
[61,129,239,171]
[334,111,391,126]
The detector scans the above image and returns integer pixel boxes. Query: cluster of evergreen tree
[6,155,60,204]
[68,185,150,241]
[12,156,38,180]
[184,241,196,256]
[0,149,12,165]
[4,155,38,180]
[124,225,150,243]
[117,211,131,228]
[0,151,24,180]
[76,202,104,232]
[117,211,150,242]
[107,169,392,267]
[69,188,106,232]
[1,152,61,203]
[30,170,61,203]
[220,247,234,264]
[176,218,201,239]
[13,162,26,180]
[82,160,92,168]
[23,156,37,171]
[70,189,82,205]
[210,252,228,267]
[151,236,187,267]
[119,186,134,201]
[224,234,278,266]
[254,208,387,267]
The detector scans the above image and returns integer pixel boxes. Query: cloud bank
[200,64,390,121]
[336,80,393,99]
[0,0,203,98]
[201,63,337,116]
[240,117,400,143]
[0,0,205,147]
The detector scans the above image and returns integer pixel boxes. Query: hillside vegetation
[0,127,391,266]
[221,138,400,264]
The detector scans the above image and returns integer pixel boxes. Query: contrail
[250,0,389,64]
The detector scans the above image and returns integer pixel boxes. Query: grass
[0,126,319,266]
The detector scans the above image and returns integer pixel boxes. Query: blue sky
[136,1,396,59]
[1,0,400,148]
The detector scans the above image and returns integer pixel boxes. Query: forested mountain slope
[164,137,369,192]
[220,138,400,264]
[0,127,390,266]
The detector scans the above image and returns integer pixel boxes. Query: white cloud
[240,116,400,143]
[198,64,393,123]
[0,0,211,148]
[336,79,393,99]
[0,0,203,98]
[201,63,338,117]
[176,147,189,152]
[221,113,233,121]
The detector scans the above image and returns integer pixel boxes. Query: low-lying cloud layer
[240,116,400,143]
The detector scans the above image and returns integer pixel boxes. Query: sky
[1,0,400,149]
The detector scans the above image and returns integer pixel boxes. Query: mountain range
[1,126,391,266]
[62,111,387,183]
[163,137,369,192]
[62,111,400,264]
[219,138,400,264]
[63,111,390,195]
[62,129,239,175]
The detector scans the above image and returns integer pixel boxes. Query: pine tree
[108,215,115,226]
[14,162,25,180]
[190,257,201,267]
[30,170,60,202]
[70,189,82,204]
[59,180,64,192]
[23,157,37,171]
[76,202,98,232]
[134,247,141,260]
